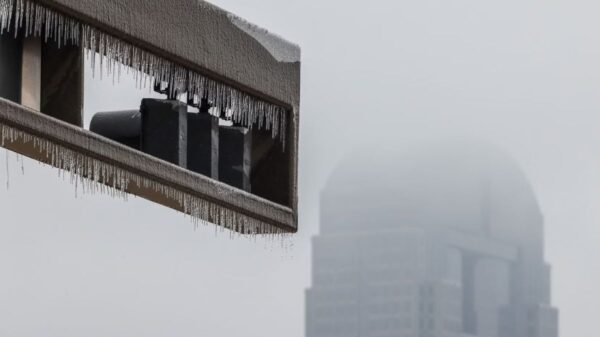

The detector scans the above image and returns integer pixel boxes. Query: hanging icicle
[0,0,287,144]
[0,119,290,236]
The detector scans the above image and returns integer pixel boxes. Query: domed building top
[320,139,543,246]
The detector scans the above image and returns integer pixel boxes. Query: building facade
[306,142,559,337]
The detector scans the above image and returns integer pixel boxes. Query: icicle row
[0,121,290,236]
[0,0,287,144]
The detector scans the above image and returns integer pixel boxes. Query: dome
[320,139,543,244]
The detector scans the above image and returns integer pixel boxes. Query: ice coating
[0,118,292,236]
[0,0,287,144]
[227,13,301,63]
[0,0,299,234]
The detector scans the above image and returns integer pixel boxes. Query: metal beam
[0,98,296,233]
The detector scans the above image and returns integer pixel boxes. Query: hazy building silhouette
[306,142,559,337]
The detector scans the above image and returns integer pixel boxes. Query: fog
[1,0,600,336]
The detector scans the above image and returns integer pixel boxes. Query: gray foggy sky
[1,0,599,336]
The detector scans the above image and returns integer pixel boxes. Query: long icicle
[0,119,291,237]
[0,0,287,143]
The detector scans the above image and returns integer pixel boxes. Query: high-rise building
[306,142,559,337]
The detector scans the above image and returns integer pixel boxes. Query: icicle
[0,118,289,236]
[0,0,290,145]
[4,148,9,189]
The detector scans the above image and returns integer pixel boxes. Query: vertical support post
[41,42,84,126]
[21,37,42,111]
[0,32,23,103]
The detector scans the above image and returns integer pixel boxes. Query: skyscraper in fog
[306,142,559,337]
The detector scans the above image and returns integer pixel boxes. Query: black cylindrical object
[90,110,141,149]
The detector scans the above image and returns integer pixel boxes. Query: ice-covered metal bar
[37,0,300,107]
[0,98,295,234]
[1,0,299,142]
[0,0,300,233]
